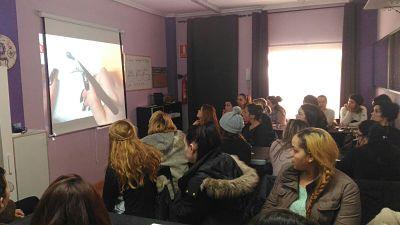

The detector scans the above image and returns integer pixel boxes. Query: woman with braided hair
[262,128,361,225]
[102,120,161,218]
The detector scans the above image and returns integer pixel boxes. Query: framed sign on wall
[124,55,152,91]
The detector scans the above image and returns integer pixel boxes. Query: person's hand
[49,68,60,112]
[82,68,124,125]
[343,103,348,110]
[15,209,24,218]
[193,120,200,126]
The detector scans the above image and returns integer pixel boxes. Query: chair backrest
[355,179,400,225]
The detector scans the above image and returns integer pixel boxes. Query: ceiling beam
[112,0,166,17]
[191,0,221,13]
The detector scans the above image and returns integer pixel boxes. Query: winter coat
[171,150,259,225]
[263,164,361,225]
[142,130,189,193]
[337,142,400,181]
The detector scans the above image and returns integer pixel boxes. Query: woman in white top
[317,95,335,127]
[340,94,368,127]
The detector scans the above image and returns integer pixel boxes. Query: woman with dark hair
[303,95,319,106]
[171,125,258,225]
[103,120,161,218]
[340,94,367,127]
[372,94,392,106]
[253,98,271,115]
[297,104,328,129]
[248,209,318,225]
[191,104,221,148]
[222,100,235,115]
[31,174,112,225]
[263,128,361,225]
[219,106,251,165]
[371,101,400,146]
[269,119,309,176]
[237,93,251,110]
[337,124,400,181]
[242,103,276,148]
[266,96,286,126]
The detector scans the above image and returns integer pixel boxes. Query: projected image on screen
[40,17,126,135]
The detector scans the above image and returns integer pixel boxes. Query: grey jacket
[142,130,189,195]
[263,165,361,225]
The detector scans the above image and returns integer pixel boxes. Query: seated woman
[372,94,392,106]
[219,106,252,165]
[237,93,251,110]
[317,95,336,127]
[31,174,111,225]
[222,100,235,115]
[262,128,361,225]
[269,119,309,176]
[242,104,276,148]
[337,124,400,181]
[248,208,318,225]
[340,94,367,127]
[297,104,328,130]
[253,98,271,115]
[371,101,400,146]
[103,120,161,218]
[141,111,188,194]
[171,126,259,225]
[191,104,221,141]
[266,96,286,126]
[302,95,319,106]
[0,167,38,224]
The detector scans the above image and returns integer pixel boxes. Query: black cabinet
[136,102,182,138]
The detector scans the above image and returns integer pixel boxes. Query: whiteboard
[124,55,152,91]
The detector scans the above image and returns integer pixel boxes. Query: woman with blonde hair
[141,111,188,195]
[263,128,361,225]
[103,120,161,218]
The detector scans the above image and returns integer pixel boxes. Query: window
[268,43,342,119]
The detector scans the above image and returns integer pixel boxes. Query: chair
[251,147,273,176]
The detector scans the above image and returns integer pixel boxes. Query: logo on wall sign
[0,34,17,69]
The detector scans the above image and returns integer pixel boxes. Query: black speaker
[153,93,164,106]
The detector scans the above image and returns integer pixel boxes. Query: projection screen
[41,16,126,135]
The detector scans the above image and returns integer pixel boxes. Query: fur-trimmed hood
[200,155,259,199]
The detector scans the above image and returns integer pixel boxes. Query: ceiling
[113,0,351,17]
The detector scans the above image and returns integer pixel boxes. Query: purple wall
[357,2,377,112]
[15,0,167,183]
[0,0,24,126]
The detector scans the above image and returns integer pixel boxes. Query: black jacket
[171,150,259,225]
[242,117,275,147]
[337,143,400,181]
[103,167,157,218]
[220,136,252,165]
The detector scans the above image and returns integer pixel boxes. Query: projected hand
[49,68,60,112]
[82,67,124,125]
